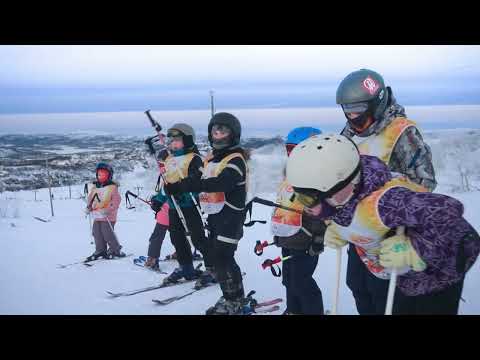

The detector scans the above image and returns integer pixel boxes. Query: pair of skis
[57,253,134,269]
[150,271,246,305]
[106,263,204,297]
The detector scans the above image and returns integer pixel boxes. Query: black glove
[308,235,324,256]
[164,182,183,195]
[150,198,163,213]
[157,149,169,161]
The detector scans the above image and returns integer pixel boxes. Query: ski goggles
[166,130,183,144]
[211,124,232,135]
[295,190,323,208]
[341,102,376,131]
[285,143,296,156]
[167,129,183,138]
[295,187,353,208]
[341,102,369,114]
[293,162,362,208]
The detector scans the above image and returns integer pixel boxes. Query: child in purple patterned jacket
[286,134,480,314]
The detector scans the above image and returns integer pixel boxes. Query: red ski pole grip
[271,256,282,265]
[261,259,273,269]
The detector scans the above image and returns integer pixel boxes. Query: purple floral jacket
[318,155,480,296]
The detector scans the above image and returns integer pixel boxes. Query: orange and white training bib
[199,152,247,215]
[270,180,306,237]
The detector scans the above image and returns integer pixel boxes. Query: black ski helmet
[167,123,196,149]
[96,162,113,182]
[336,69,389,125]
[208,112,241,148]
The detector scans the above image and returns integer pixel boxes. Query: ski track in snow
[1,186,480,315]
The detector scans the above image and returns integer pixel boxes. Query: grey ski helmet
[336,69,389,129]
[208,112,241,149]
[168,123,196,149]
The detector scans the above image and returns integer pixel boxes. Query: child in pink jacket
[144,156,171,270]
[145,193,170,270]
[85,162,125,261]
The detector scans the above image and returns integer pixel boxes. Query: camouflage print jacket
[341,87,437,191]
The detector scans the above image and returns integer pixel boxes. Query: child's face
[168,137,184,151]
[211,124,231,140]
[97,169,110,183]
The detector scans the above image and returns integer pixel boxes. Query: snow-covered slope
[1,185,479,315]
[1,128,480,315]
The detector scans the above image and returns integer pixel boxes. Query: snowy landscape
[1,128,480,315]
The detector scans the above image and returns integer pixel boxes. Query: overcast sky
[0,45,479,114]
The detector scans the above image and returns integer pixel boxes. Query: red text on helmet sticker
[362,76,379,95]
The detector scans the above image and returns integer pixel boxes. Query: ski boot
[194,266,217,289]
[144,256,159,270]
[192,250,203,261]
[106,247,126,259]
[205,296,250,315]
[85,250,108,262]
[162,264,202,285]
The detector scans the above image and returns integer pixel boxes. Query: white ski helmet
[286,134,361,197]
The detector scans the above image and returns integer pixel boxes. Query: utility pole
[69,183,72,199]
[46,159,54,217]
[34,190,38,201]
[210,90,215,118]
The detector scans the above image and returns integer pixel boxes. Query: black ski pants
[281,248,324,315]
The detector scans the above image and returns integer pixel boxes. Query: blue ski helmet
[286,127,322,145]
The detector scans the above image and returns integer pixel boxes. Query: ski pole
[163,173,195,250]
[385,226,405,315]
[85,185,100,246]
[125,190,151,209]
[142,111,195,249]
[261,255,293,277]
[252,197,303,214]
[145,110,208,228]
[254,240,275,256]
[332,248,342,315]
[105,216,121,249]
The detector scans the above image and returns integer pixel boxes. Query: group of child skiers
[83,68,480,315]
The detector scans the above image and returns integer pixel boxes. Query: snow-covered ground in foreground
[1,184,480,315]
[1,127,480,315]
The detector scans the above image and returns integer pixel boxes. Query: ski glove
[308,236,325,256]
[379,234,426,272]
[324,226,348,249]
[150,198,163,213]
